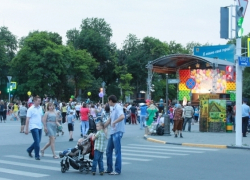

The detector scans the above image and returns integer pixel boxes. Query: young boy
[91,122,105,175]
[67,110,75,141]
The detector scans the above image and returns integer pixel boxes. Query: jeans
[81,121,89,135]
[242,116,248,136]
[183,117,192,131]
[106,131,123,174]
[92,150,104,173]
[27,128,42,158]
[140,115,146,129]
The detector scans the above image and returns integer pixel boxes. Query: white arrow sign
[238,0,248,17]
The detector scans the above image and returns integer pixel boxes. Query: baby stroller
[59,135,94,173]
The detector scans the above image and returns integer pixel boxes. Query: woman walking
[80,103,90,136]
[173,104,184,138]
[41,103,61,159]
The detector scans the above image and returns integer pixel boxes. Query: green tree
[10,31,70,99]
[69,47,99,97]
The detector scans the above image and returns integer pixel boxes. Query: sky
[0,0,249,49]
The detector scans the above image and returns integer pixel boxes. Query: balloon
[71,95,74,99]
[27,91,31,96]
[87,92,91,96]
[99,92,103,98]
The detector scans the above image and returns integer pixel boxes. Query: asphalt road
[0,120,249,180]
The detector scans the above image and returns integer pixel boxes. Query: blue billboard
[193,44,235,63]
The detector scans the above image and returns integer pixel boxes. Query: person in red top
[80,103,90,136]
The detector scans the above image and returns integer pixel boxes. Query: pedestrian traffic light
[10,85,12,91]
[7,88,9,93]
[236,5,244,38]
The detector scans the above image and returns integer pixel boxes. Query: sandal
[40,150,44,157]
[53,155,59,159]
[109,171,120,175]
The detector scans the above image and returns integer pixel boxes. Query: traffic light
[10,85,12,91]
[7,88,9,93]
[220,7,229,39]
[236,5,244,38]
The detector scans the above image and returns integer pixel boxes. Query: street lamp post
[7,76,12,102]
[101,81,106,104]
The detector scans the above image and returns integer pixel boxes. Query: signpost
[235,0,248,147]
[168,79,180,84]
[238,56,250,66]
[6,76,12,102]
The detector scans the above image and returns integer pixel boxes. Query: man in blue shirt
[104,95,125,175]
[140,103,147,130]
[242,99,250,137]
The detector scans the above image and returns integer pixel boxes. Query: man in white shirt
[182,102,194,132]
[242,99,250,137]
[25,96,43,160]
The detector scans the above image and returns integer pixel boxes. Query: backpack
[156,124,164,135]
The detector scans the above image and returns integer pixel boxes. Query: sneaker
[27,150,33,158]
[100,172,104,175]
[92,172,96,175]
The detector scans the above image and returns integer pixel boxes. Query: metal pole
[164,74,170,136]
[102,87,105,104]
[235,37,242,146]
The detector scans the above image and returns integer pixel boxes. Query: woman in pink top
[80,103,90,136]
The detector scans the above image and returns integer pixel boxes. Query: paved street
[0,119,249,180]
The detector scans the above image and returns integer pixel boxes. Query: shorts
[68,123,74,131]
[20,116,26,125]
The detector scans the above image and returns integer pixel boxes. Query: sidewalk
[144,123,250,150]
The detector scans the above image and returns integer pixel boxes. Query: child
[67,110,75,141]
[91,122,105,176]
[56,110,64,136]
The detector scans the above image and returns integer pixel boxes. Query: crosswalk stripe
[55,151,151,161]
[128,144,219,151]
[121,149,188,156]
[42,154,130,165]
[117,152,170,158]
[0,178,12,180]
[0,168,48,178]
[5,155,59,164]
[123,146,204,153]
[0,160,58,171]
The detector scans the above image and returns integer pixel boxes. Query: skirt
[172,120,183,131]
[46,122,57,137]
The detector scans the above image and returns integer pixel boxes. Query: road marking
[0,178,12,180]
[5,155,59,164]
[123,146,204,153]
[128,144,219,151]
[0,160,58,171]
[112,152,170,158]
[121,149,188,156]
[0,168,48,178]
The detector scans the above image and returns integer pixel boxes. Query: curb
[143,135,250,150]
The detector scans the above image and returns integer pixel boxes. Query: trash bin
[226,123,233,132]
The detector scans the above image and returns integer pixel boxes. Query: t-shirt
[110,103,125,135]
[19,106,27,117]
[183,106,194,118]
[242,103,250,117]
[26,105,43,131]
[75,105,81,111]
[80,107,89,121]
[130,106,137,114]
[13,104,19,112]
[67,114,74,124]
[140,105,147,116]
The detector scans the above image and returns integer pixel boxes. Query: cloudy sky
[0,0,249,48]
